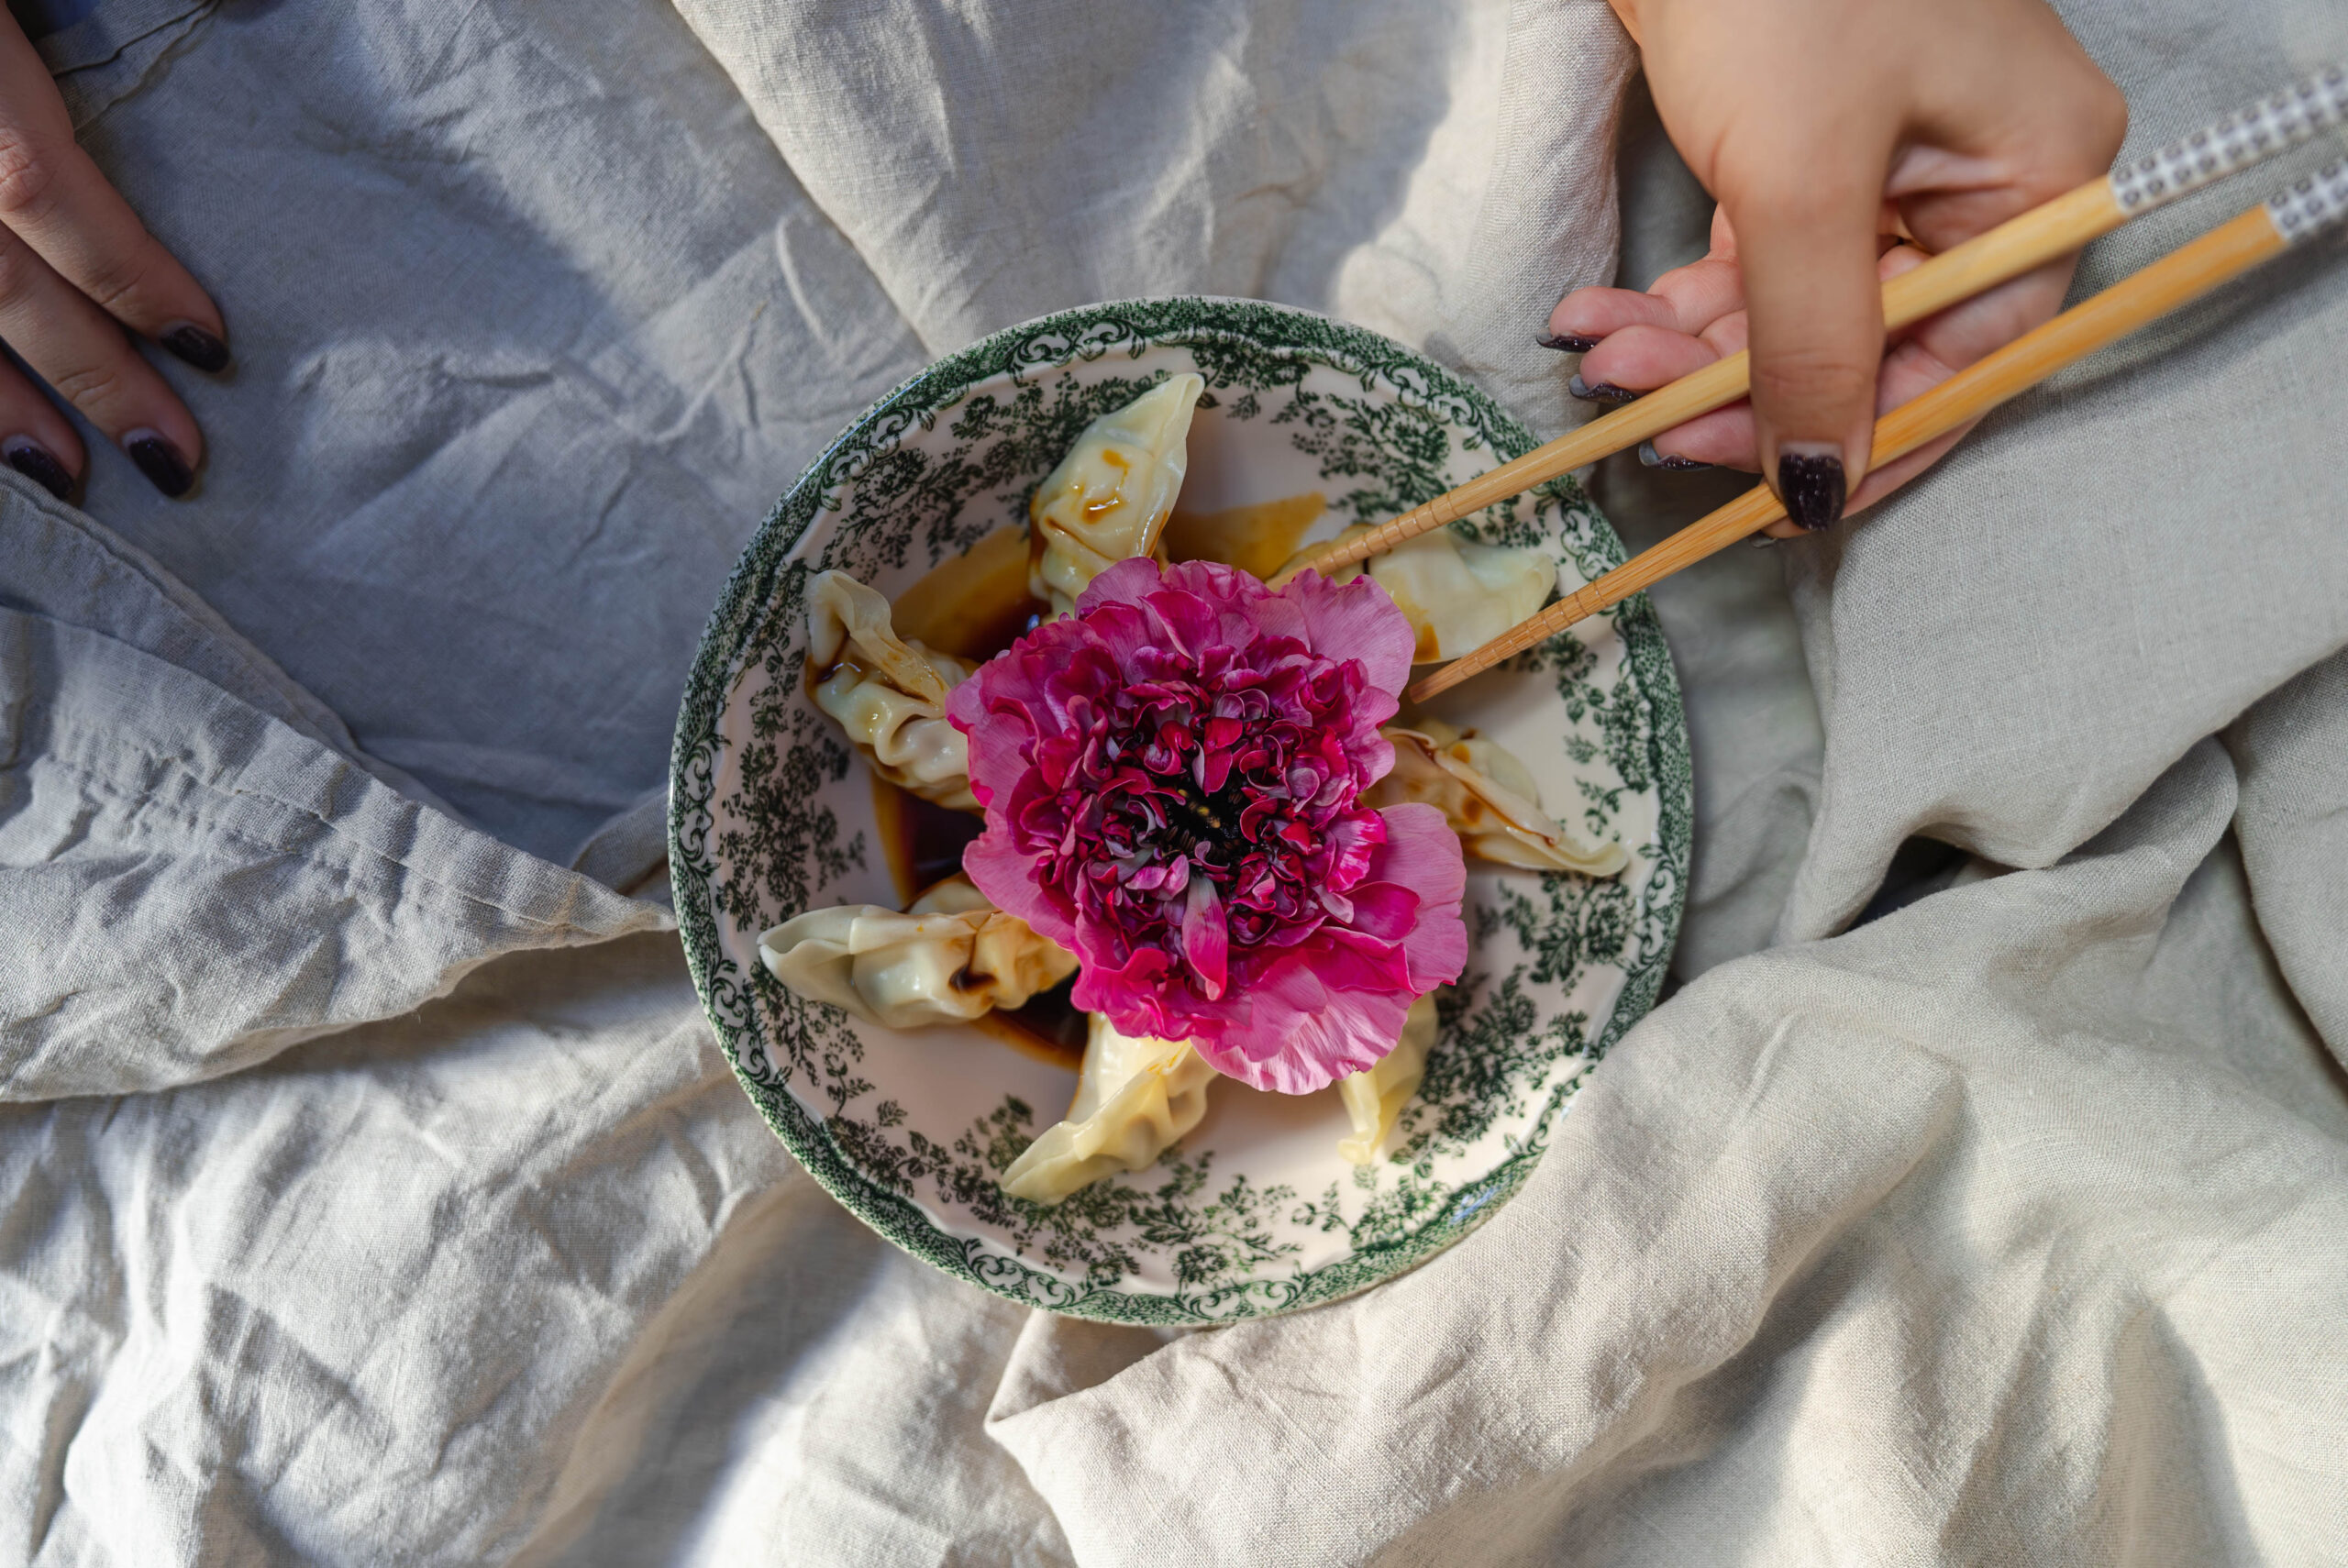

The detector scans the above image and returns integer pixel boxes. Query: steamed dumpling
[1290,524,1556,664]
[903,874,993,916]
[806,570,979,810]
[758,880,1078,1031]
[1336,992,1439,1165]
[1368,719,1627,876]
[1028,374,1204,617]
[1000,1015,1216,1203]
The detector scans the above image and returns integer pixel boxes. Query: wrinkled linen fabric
[1,0,2343,1565]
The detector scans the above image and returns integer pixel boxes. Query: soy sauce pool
[873,775,1088,1070]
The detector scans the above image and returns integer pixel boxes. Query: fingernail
[160,323,230,373]
[1750,534,1781,549]
[1637,440,1713,473]
[5,437,75,501]
[126,430,194,497]
[1568,374,1639,404]
[1775,445,1846,532]
[1538,333,1601,353]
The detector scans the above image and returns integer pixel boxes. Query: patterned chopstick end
[2110,64,2347,213]
[2266,160,2348,245]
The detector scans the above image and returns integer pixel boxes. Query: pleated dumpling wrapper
[758,875,1077,1032]
[1000,1015,1216,1203]
[1336,991,1440,1165]
[1287,523,1556,664]
[806,570,980,811]
[1027,374,1204,618]
[1367,719,1627,876]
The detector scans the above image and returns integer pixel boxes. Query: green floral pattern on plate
[669,297,1689,1324]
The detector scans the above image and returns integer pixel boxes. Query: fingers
[1595,0,2130,542]
[0,348,83,501]
[1547,258,1749,345]
[1547,215,1748,347]
[0,222,202,493]
[1648,403,1757,470]
[1576,317,1746,400]
[0,7,216,501]
[1719,129,1892,532]
[0,18,227,368]
[1894,18,2126,254]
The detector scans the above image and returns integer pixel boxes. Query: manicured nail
[1538,333,1601,353]
[1637,440,1712,473]
[160,323,230,373]
[1775,445,1845,531]
[125,430,194,497]
[1750,533,1781,549]
[1568,374,1639,404]
[5,437,74,501]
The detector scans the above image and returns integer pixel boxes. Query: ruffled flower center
[1024,637,1383,1001]
[952,557,1466,1092]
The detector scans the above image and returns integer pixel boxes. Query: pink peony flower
[947,557,1466,1094]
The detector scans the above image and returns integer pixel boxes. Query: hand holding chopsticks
[1278,65,2348,592]
[1405,153,2348,705]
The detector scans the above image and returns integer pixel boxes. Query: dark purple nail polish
[1538,333,1601,353]
[160,324,230,374]
[1568,374,1639,404]
[1638,440,1713,473]
[1776,449,1845,531]
[126,432,194,497]
[5,438,75,501]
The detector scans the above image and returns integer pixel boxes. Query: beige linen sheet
[1,0,2342,1562]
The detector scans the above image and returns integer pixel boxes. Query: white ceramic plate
[670,298,1689,1323]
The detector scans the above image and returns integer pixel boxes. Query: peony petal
[1283,569,1415,699]
[1072,555,1168,616]
[947,533,1448,1098]
[1341,880,1420,944]
[1180,873,1230,999]
[1191,953,1413,1094]
[1369,802,1468,988]
[963,827,1074,944]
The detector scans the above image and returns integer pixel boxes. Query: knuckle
[1751,348,1877,413]
[0,128,56,223]
[1716,145,1874,221]
[0,233,38,303]
[79,246,162,322]
[2038,79,2131,188]
[2080,79,2131,164]
[48,359,129,414]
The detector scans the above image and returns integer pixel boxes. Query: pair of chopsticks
[1273,67,2348,705]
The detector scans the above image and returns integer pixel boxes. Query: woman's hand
[0,9,227,500]
[1554,0,2126,536]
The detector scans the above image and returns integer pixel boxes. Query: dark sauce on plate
[875,531,1082,1067]
[873,776,1088,1071]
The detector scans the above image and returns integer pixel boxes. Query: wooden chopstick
[1406,160,2348,706]
[1277,64,2348,588]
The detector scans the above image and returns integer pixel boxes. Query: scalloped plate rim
[668,294,1691,1324]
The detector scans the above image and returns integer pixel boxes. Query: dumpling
[1367,719,1627,876]
[903,873,993,916]
[806,570,979,810]
[1336,992,1439,1165]
[1000,1015,1216,1203]
[758,881,1078,1031]
[1286,524,1556,664]
[1027,374,1204,618]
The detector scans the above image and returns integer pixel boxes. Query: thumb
[1720,155,1888,531]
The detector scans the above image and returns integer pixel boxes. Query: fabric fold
[0,605,668,1100]
[988,741,2348,1563]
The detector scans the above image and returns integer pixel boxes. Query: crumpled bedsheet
[1,0,2343,1562]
